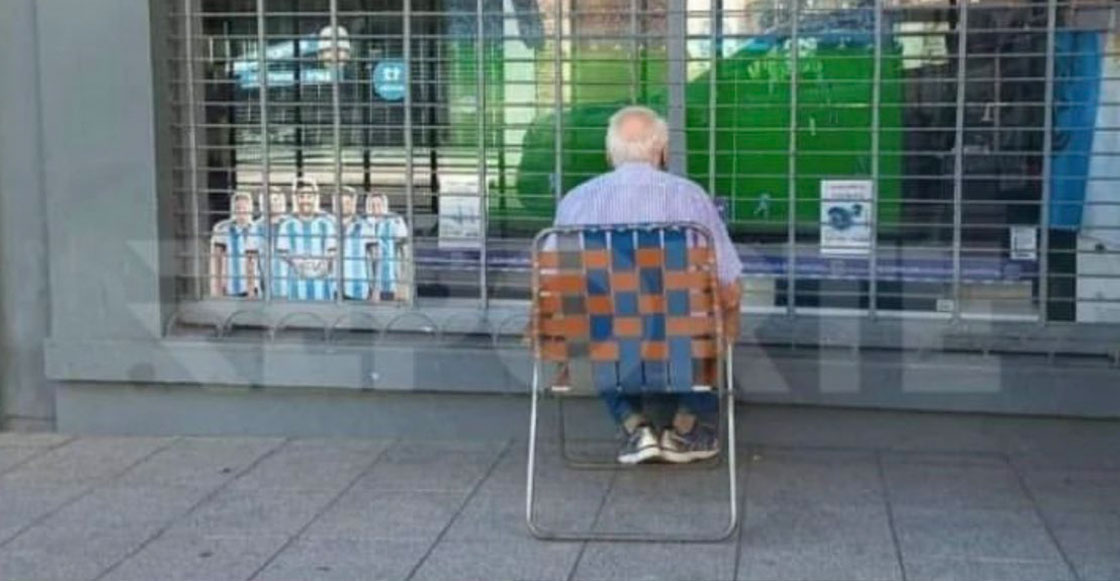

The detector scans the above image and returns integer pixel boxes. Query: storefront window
[170,0,1120,327]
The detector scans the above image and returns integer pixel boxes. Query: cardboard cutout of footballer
[334,186,380,301]
[275,178,338,301]
[210,191,261,298]
[254,186,292,298]
[365,192,412,302]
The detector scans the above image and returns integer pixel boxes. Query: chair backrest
[531,223,724,393]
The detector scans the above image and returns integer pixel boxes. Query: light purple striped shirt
[554,162,743,284]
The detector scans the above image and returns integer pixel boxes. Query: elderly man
[554,106,743,465]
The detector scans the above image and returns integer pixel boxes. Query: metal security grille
[166,0,1120,332]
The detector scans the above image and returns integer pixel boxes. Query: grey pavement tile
[100,532,289,581]
[0,447,44,475]
[594,491,737,537]
[738,548,903,581]
[354,448,501,493]
[446,487,606,541]
[880,450,1010,468]
[573,541,736,581]
[0,482,88,545]
[740,503,898,573]
[0,433,72,448]
[0,437,174,486]
[1020,467,1120,513]
[41,485,211,534]
[415,538,583,581]
[116,437,284,489]
[903,557,1075,581]
[170,488,338,536]
[230,438,390,492]
[892,507,1065,562]
[0,525,151,581]
[1044,510,1120,581]
[997,420,1120,470]
[610,464,738,502]
[305,489,465,541]
[742,408,1002,454]
[381,439,508,460]
[484,442,615,493]
[252,537,430,581]
[882,462,1032,510]
[745,449,883,507]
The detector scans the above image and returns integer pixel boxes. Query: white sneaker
[659,424,720,464]
[617,425,661,464]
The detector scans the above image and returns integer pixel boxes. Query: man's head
[366,192,389,216]
[262,186,287,219]
[606,106,669,168]
[336,186,359,218]
[293,178,320,216]
[231,191,254,225]
[317,25,352,64]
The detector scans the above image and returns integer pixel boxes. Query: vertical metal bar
[293,15,305,178]
[630,0,639,103]
[950,0,968,321]
[868,0,882,317]
[708,0,718,198]
[554,0,564,201]
[256,0,272,303]
[478,0,489,308]
[183,0,203,299]
[330,0,345,304]
[1039,0,1056,324]
[404,0,415,304]
[667,0,687,175]
[786,0,799,317]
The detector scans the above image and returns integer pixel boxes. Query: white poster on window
[821,180,874,256]
[438,175,483,250]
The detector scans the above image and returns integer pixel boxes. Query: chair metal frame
[525,222,739,542]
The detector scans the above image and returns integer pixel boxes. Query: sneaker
[660,424,719,463]
[617,425,661,464]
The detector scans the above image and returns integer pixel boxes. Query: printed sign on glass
[820,180,874,256]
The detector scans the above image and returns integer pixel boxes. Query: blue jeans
[601,390,718,428]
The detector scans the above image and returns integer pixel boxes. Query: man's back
[554,162,743,284]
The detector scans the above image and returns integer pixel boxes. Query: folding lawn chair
[525,222,738,542]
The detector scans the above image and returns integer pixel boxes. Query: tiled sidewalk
[0,406,1118,581]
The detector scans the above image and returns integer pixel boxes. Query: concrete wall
[0,0,53,430]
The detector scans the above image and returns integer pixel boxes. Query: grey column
[0,0,54,428]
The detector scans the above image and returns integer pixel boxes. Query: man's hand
[719,280,742,341]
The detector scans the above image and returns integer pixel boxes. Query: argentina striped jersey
[275,214,338,301]
[211,219,261,296]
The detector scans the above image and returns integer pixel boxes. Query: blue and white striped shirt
[554,162,743,284]
[254,217,291,299]
[211,219,261,296]
[339,217,376,300]
[275,214,338,301]
[371,213,410,295]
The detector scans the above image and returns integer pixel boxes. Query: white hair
[606,106,669,167]
[230,190,253,207]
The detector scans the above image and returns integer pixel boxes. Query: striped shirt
[211,219,261,296]
[371,213,410,295]
[339,217,376,300]
[554,162,743,284]
[253,217,291,299]
[275,214,338,301]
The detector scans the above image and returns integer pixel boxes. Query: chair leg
[526,359,545,538]
[527,357,740,542]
